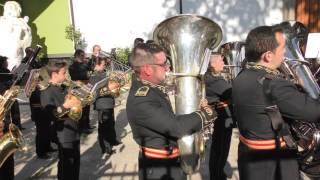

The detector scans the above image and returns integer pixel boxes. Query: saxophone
[0,86,26,167]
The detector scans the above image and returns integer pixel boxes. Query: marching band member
[69,49,93,134]
[89,55,121,157]
[126,42,215,180]
[233,25,320,180]
[206,53,233,180]
[40,61,81,180]
[0,56,14,180]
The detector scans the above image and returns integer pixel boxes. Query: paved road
[13,93,240,180]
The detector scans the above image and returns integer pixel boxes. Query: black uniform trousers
[238,143,299,180]
[0,155,14,180]
[10,100,21,128]
[57,141,80,180]
[138,152,186,180]
[97,109,117,153]
[209,115,233,180]
[79,105,91,132]
[32,106,52,156]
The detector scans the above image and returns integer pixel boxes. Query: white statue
[0,1,32,70]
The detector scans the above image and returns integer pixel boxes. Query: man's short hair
[129,42,165,70]
[245,25,283,62]
[92,44,101,51]
[74,49,85,58]
[94,55,109,66]
[46,60,67,77]
[133,38,144,47]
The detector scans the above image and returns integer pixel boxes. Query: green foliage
[114,47,131,65]
[65,25,87,50]
[65,25,81,42]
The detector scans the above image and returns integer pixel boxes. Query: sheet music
[90,78,107,94]
[305,33,320,58]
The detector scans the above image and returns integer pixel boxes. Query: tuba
[279,21,320,177]
[218,41,245,82]
[153,14,222,174]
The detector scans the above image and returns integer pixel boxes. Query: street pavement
[13,93,240,180]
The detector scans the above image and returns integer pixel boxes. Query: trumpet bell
[68,106,83,121]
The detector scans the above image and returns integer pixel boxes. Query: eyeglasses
[148,59,170,68]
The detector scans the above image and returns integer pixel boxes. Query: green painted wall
[0,0,74,57]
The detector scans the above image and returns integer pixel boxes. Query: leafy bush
[114,47,131,65]
[65,25,87,50]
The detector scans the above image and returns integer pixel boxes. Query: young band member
[69,49,93,134]
[126,43,216,180]
[206,53,233,180]
[89,55,121,157]
[0,56,14,180]
[40,61,81,180]
[232,25,320,180]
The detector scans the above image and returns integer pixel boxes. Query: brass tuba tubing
[153,14,222,174]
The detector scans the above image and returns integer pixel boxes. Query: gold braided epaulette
[135,86,149,97]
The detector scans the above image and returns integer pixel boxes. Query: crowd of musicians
[1,22,320,180]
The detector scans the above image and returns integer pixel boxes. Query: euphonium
[279,21,320,177]
[153,14,222,174]
[65,70,130,121]
[0,86,26,167]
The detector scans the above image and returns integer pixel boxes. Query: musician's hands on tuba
[198,99,217,127]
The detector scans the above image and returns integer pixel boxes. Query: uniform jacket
[89,70,114,110]
[40,84,79,145]
[126,78,202,149]
[205,72,232,104]
[232,67,320,140]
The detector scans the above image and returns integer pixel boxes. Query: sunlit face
[95,60,106,71]
[93,46,101,56]
[210,54,225,73]
[272,32,286,68]
[53,67,67,83]
[149,52,170,84]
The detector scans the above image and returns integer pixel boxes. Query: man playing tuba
[126,43,215,180]
[233,25,320,180]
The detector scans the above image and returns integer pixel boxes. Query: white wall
[72,0,179,52]
[72,0,286,52]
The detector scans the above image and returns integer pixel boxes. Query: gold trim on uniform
[135,86,150,97]
[246,62,281,76]
[140,80,167,94]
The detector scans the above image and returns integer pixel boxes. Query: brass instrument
[218,41,245,82]
[0,86,25,167]
[279,21,320,177]
[24,68,40,97]
[65,70,130,121]
[153,14,222,174]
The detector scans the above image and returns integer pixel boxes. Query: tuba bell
[279,21,320,177]
[153,14,222,174]
[218,41,245,82]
